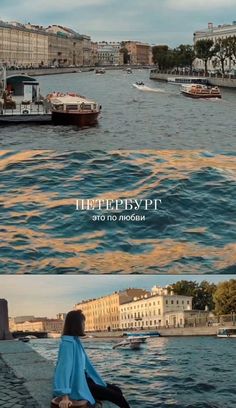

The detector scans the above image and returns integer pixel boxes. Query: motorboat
[95,68,106,74]
[18,337,30,342]
[47,92,101,126]
[124,331,161,338]
[181,84,222,99]
[217,327,236,338]
[132,83,165,93]
[113,338,143,350]
[126,68,133,74]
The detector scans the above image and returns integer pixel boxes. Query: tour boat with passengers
[47,92,101,126]
[181,84,222,99]
[217,327,236,338]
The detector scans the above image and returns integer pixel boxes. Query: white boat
[124,331,161,338]
[167,77,209,85]
[113,338,143,350]
[217,327,236,338]
[132,83,165,93]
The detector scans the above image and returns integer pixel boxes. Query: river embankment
[149,71,236,88]
[90,326,218,339]
[6,65,150,77]
[0,340,116,408]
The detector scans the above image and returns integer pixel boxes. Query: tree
[228,35,236,66]
[213,37,232,74]
[174,44,196,70]
[213,279,236,314]
[152,45,175,70]
[194,39,214,75]
[170,280,216,310]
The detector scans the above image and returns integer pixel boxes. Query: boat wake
[132,83,166,93]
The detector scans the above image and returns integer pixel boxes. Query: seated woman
[53,310,131,408]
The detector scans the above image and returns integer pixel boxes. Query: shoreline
[0,340,116,408]
[6,65,152,78]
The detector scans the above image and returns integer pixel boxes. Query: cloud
[167,0,236,10]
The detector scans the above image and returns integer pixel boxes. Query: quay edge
[0,340,117,408]
[149,72,236,88]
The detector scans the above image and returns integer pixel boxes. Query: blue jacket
[53,335,107,404]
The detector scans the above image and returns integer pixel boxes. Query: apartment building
[0,20,91,67]
[120,286,192,330]
[74,288,150,332]
[124,41,152,65]
[193,21,236,71]
[9,317,64,333]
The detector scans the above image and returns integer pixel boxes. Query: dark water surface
[0,70,235,150]
[0,150,236,274]
[31,336,236,408]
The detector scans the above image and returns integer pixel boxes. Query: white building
[120,287,192,330]
[193,21,236,71]
[97,42,122,65]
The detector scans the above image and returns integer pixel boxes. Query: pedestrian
[53,310,131,408]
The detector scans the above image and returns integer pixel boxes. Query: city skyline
[0,0,235,45]
[0,275,234,318]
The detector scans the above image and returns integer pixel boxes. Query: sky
[0,275,234,318]
[0,0,235,45]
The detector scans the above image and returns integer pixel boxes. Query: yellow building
[74,288,150,332]
[0,20,91,68]
[0,21,48,67]
[10,318,64,333]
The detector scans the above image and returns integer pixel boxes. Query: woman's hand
[59,396,72,408]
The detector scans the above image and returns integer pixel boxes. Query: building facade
[0,21,49,67]
[10,317,64,333]
[74,288,150,332]
[120,287,192,330]
[96,42,122,66]
[193,21,236,71]
[124,41,152,65]
[0,20,91,68]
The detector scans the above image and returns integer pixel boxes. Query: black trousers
[87,377,131,408]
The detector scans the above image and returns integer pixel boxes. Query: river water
[0,150,236,274]
[0,70,235,150]
[30,336,236,408]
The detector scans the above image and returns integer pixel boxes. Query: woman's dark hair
[63,310,86,337]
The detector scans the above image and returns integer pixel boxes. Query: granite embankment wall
[6,65,149,77]
[0,340,115,408]
[92,326,218,338]
[150,72,236,88]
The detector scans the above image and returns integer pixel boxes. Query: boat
[168,76,209,85]
[113,338,143,350]
[47,92,101,126]
[18,337,30,342]
[124,331,161,338]
[0,68,51,125]
[126,68,133,74]
[217,327,236,338]
[132,83,165,93]
[181,84,222,99]
[95,68,106,74]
